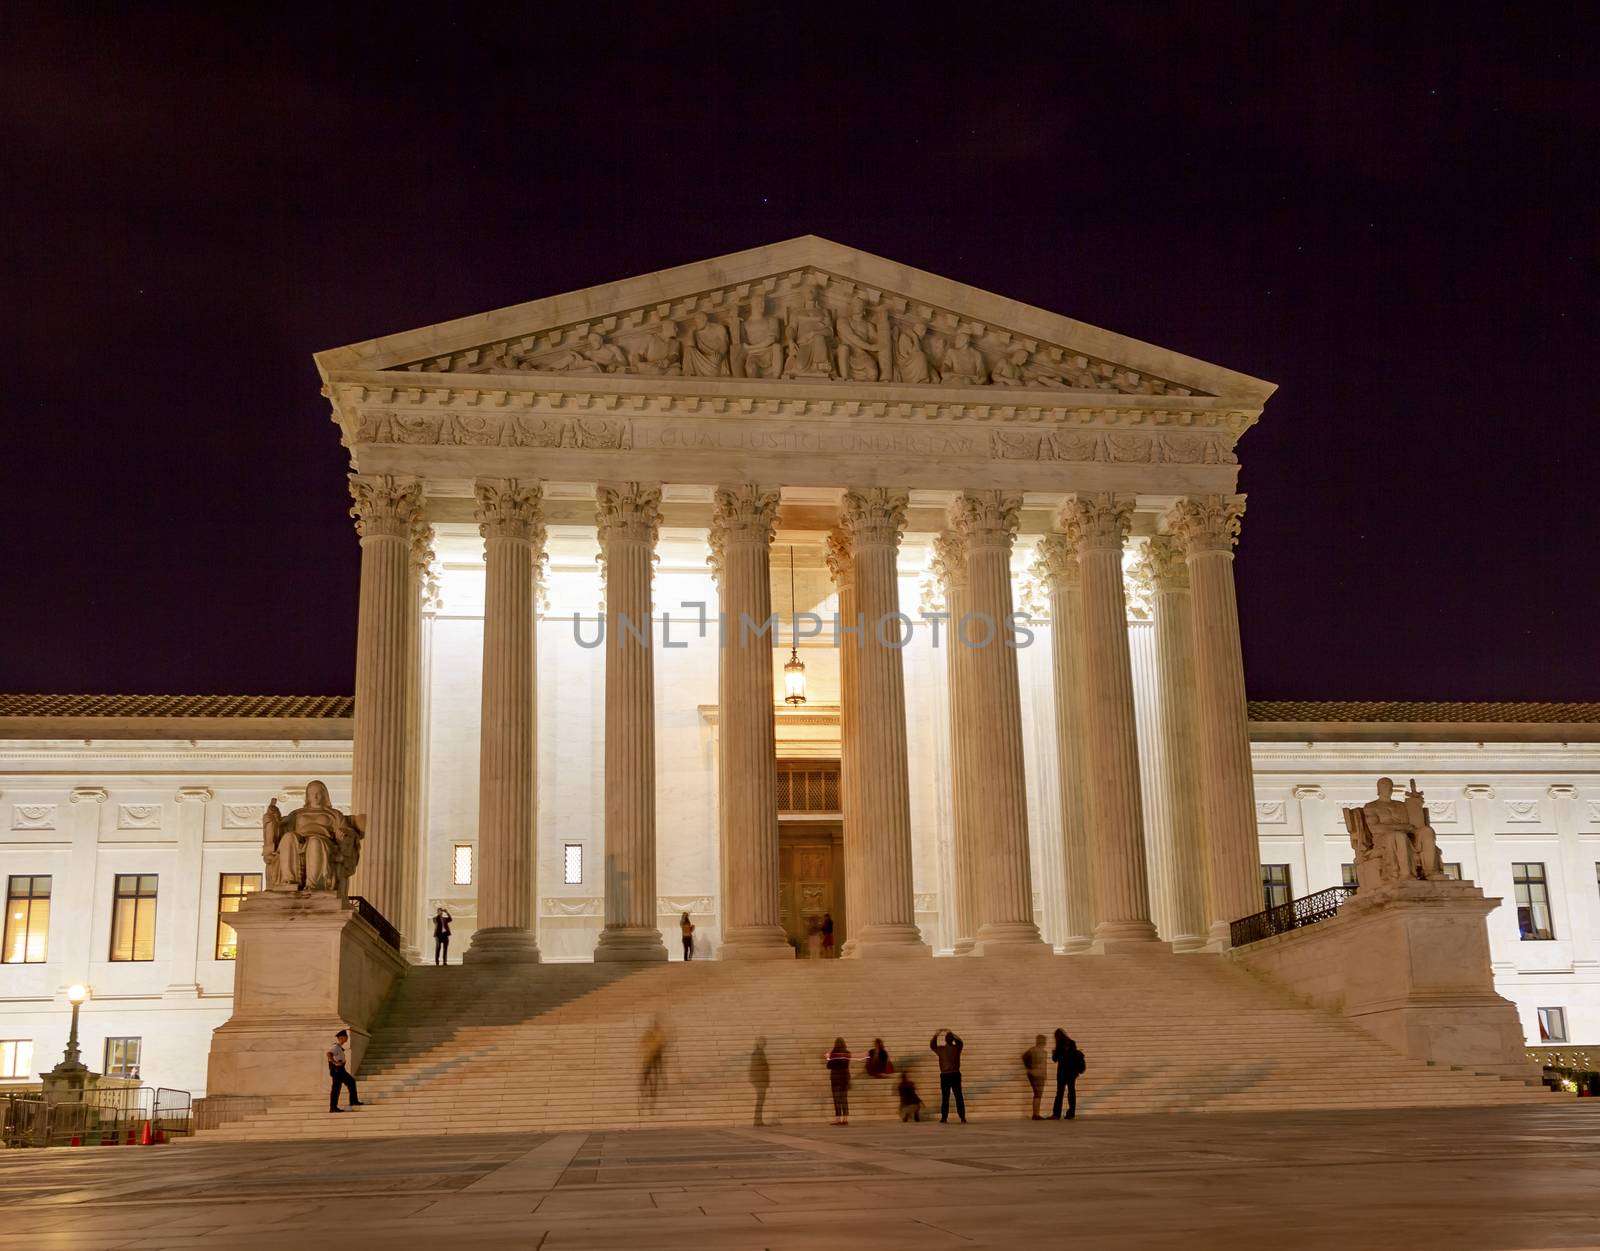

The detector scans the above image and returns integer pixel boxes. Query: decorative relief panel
[990,428,1235,465]
[222,803,267,829]
[541,897,603,917]
[1587,800,1600,824]
[395,268,1209,398]
[1255,801,1288,824]
[10,803,56,830]
[658,896,715,916]
[914,892,938,913]
[1426,799,1459,823]
[1504,800,1542,823]
[116,804,164,830]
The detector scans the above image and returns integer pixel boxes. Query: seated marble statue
[262,781,364,894]
[1343,776,1446,890]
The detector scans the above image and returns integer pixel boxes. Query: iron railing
[349,894,401,949]
[192,1093,270,1131]
[1230,886,1354,948]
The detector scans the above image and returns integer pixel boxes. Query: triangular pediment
[315,236,1274,403]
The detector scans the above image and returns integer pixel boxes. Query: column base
[1169,933,1211,953]
[1059,936,1094,955]
[1202,919,1233,952]
[848,924,931,959]
[951,937,976,956]
[719,925,794,961]
[463,926,543,964]
[1088,919,1169,955]
[593,926,669,963]
[972,920,1051,956]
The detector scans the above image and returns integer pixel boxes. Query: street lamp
[44,983,93,1097]
[62,984,88,1069]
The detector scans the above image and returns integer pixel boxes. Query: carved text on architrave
[395,268,1208,398]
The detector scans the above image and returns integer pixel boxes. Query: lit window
[3,875,50,963]
[1512,863,1555,941]
[452,844,474,886]
[1261,864,1292,910]
[110,874,158,961]
[104,1036,141,1079]
[215,873,261,960]
[1441,862,1463,881]
[1340,863,1357,889]
[563,844,583,885]
[0,1039,32,1080]
[1537,1007,1568,1044]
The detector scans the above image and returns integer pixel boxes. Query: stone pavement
[3,1105,1599,1250]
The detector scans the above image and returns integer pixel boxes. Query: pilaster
[932,531,981,954]
[826,529,864,957]
[164,787,212,996]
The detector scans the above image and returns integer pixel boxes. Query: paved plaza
[3,1105,1600,1250]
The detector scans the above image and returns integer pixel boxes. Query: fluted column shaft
[1033,537,1095,952]
[933,533,980,954]
[1142,536,1210,950]
[464,479,544,963]
[348,474,423,932]
[954,492,1047,955]
[1060,494,1165,953]
[1168,495,1258,947]
[398,518,433,958]
[826,531,864,957]
[595,483,669,962]
[710,485,790,959]
[841,489,930,958]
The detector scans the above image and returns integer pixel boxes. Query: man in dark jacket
[1051,1029,1085,1120]
[929,1029,966,1123]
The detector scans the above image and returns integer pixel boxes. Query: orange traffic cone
[69,1135,81,1147]
[139,1120,152,1146]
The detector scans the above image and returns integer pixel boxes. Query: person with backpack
[929,1028,966,1123]
[1051,1028,1085,1120]
[1023,1034,1051,1120]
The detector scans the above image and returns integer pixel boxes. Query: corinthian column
[841,488,930,958]
[953,491,1047,955]
[398,515,434,959]
[1059,494,1165,953]
[594,482,669,962]
[709,485,790,959]
[1032,536,1095,953]
[932,531,980,954]
[1138,536,1210,951]
[464,479,545,963]
[1167,495,1257,948]
[348,473,424,932]
[825,529,864,957]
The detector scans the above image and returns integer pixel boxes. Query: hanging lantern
[784,545,807,705]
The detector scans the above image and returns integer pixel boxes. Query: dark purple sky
[3,4,1595,701]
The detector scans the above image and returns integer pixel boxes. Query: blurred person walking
[680,911,695,960]
[1023,1034,1050,1119]
[327,1029,363,1113]
[749,1037,771,1126]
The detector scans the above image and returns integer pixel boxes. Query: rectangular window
[1512,863,1555,941]
[214,873,261,960]
[563,843,583,886]
[0,1039,32,1080]
[109,874,158,961]
[452,844,474,886]
[1340,863,1358,889]
[1441,862,1462,881]
[1261,864,1292,910]
[103,1036,141,1079]
[1537,1007,1568,1044]
[3,875,51,963]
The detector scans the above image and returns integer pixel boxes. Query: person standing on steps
[749,1037,771,1126]
[432,907,452,965]
[930,1029,966,1123]
[823,1037,854,1124]
[1051,1028,1085,1120]
[327,1029,363,1113]
[821,911,835,957]
[1023,1034,1050,1120]
[680,911,695,960]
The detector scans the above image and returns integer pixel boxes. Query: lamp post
[43,984,93,1100]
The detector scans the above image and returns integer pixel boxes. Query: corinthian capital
[1166,494,1246,556]
[1058,493,1134,554]
[408,515,436,578]
[930,531,968,593]
[596,482,663,550]
[474,478,546,547]
[708,483,779,583]
[824,527,854,590]
[1030,534,1079,590]
[348,474,424,540]
[1134,534,1189,592]
[841,487,910,548]
[951,490,1022,550]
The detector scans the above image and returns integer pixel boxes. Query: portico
[320,237,1276,961]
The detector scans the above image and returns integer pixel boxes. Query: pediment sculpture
[396,270,1203,398]
[1343,776,1447,890]
[262,780,364,895]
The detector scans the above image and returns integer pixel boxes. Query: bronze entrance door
[778,827,843,952]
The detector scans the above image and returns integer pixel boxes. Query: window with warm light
[3,875,50,963]
[215,873,261,960]
[109,874,158,961]
[1441,862,1463,881]
[563,843,583,885]
[103,1036,141,1078]
[1340,863,1357,889]
[452,844,474,886]
[1261,864,1292,910]
[0,1039,32,1080]
[1513,862,1555,940]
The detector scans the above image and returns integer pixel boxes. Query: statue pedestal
[1231,879,1537,1083]
[206,892,407,1099]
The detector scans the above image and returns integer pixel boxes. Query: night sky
[4,4,1595,701]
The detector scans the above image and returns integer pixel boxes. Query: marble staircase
[200,954,1549,1140]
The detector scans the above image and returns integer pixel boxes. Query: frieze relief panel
[10,803,56,830]
[116,803,164,830]
[393,268,1210,399]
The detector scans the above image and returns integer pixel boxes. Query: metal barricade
[1229,886,1354,947]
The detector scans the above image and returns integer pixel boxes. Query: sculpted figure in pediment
[938,331,989,386]
[683,312,732,377]
[893,319,936,383]
[581,333,628,373]
[737,298,784,379]
[630,320,683,375]
[782,285,836,379]
[990,346,1028,386]
[834,297,884,382]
